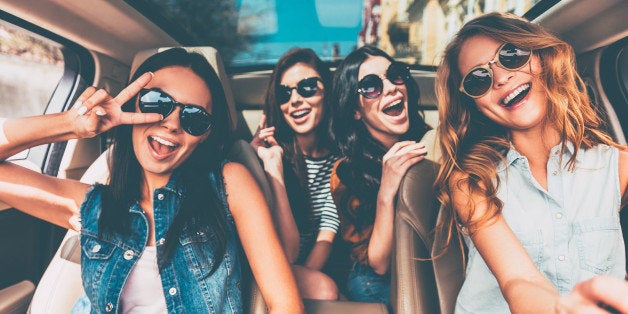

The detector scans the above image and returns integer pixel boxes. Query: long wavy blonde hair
[434,12,619,241]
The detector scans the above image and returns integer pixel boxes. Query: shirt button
[157,193,165,200]
[552,170,558,175]
[555,213,563,219]
[91,244,101,253]
[169,287,177,295]
[558,255,565,261]
[123,250,134,260]
[157,238,165,245]
[105,302,114,312]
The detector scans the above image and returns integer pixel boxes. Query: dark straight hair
[330,45,429,231]
[99,48,231,273]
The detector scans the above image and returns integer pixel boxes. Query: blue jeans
[345,262,390,307]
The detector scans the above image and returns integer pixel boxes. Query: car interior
[0,0,626,313]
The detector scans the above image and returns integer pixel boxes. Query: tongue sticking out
[149,138,175,156]
[383,102,404,117]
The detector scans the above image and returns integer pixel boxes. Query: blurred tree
[127,0,255,64]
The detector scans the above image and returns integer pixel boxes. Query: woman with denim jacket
[434,13,627,313]
[329,46,430,307]
[0,48,303,313]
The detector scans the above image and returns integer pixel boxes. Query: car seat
[390,129,465,314]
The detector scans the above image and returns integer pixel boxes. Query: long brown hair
[435,12,619,238]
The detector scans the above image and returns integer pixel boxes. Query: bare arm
[251,118,300,262]
[556,275,628,313]
[224,162,304,314]
[0,73,161,229]
[368,141,427,274]
[304,229,335,270]
[450,172,559,313]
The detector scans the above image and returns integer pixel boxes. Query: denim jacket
[75,165,242,313]
[456,143,625,313]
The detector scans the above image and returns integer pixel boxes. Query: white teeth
[291,109,311,118]
[151,136,176,147]
[503,83,530,105]
[384,100,402,110]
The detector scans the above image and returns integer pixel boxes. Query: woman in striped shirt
[250,48,340,300]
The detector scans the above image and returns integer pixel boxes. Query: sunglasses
[138,88,214,136]
[357,62,410,99]
[276,77,323,105]
[459,43,532,98]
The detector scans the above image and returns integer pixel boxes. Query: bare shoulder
[222,161,251,182]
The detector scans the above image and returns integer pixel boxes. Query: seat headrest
[129,47,238,131]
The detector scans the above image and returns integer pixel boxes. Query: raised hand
[379,141,428,202]
[250,114,284,173]
[71,72,163,138]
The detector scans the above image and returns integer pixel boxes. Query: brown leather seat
[391,150,465,313]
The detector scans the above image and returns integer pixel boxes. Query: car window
[128,0,542,68]
[0,20,64,118]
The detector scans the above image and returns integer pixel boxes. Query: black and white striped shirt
[305,154,340,234]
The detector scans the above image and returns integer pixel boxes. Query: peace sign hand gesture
[71,72,162,138]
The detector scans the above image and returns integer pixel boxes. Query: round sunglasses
[459,43,532,98]
[357,62,410,99]
[276,77,323,105]
[138,88,214,136]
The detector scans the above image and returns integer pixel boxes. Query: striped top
[296,154,340,263]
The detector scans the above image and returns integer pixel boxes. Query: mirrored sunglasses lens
[139,90,174,116]
[358,75,383,99]
[463,67,492,97]
[499,43,531,69]
[387,63,408,85]
[276,86,292,104]
[180,106,212,136]
[297,78,319,97]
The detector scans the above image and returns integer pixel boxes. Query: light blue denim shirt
[456,143,625,313]
[72,163,243,314]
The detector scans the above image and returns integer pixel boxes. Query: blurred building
[376,0,538,65]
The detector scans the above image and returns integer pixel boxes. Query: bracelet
[0,118,8,145]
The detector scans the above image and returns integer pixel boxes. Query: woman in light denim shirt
[434,13,628,313]
[0,48,303,313]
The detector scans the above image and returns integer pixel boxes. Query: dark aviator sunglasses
[276,77,323,105]
[357,62,410,99]
[459,43,532,98]
[139,88,214,136]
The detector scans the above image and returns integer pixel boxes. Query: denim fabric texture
[346,262,391,308]
[72,164,243,314]
[455,143,626,314]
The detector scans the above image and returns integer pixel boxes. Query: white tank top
[120,246,167,313]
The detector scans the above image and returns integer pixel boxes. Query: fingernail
[148,72,154,78]
[95,109,106,116]
[77,106,87,115]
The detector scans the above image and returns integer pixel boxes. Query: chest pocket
[574,217,621,274]
[180,226,218,279]
[82,235,117,260]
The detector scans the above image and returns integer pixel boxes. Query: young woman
[329,46,430,306]
[435,12,627,313]
[250,48,339,300]
[0,48,303,313]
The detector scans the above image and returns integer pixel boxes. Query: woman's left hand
[71,72,162,138]
[556,275,628,313]
[379,140,427,202]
